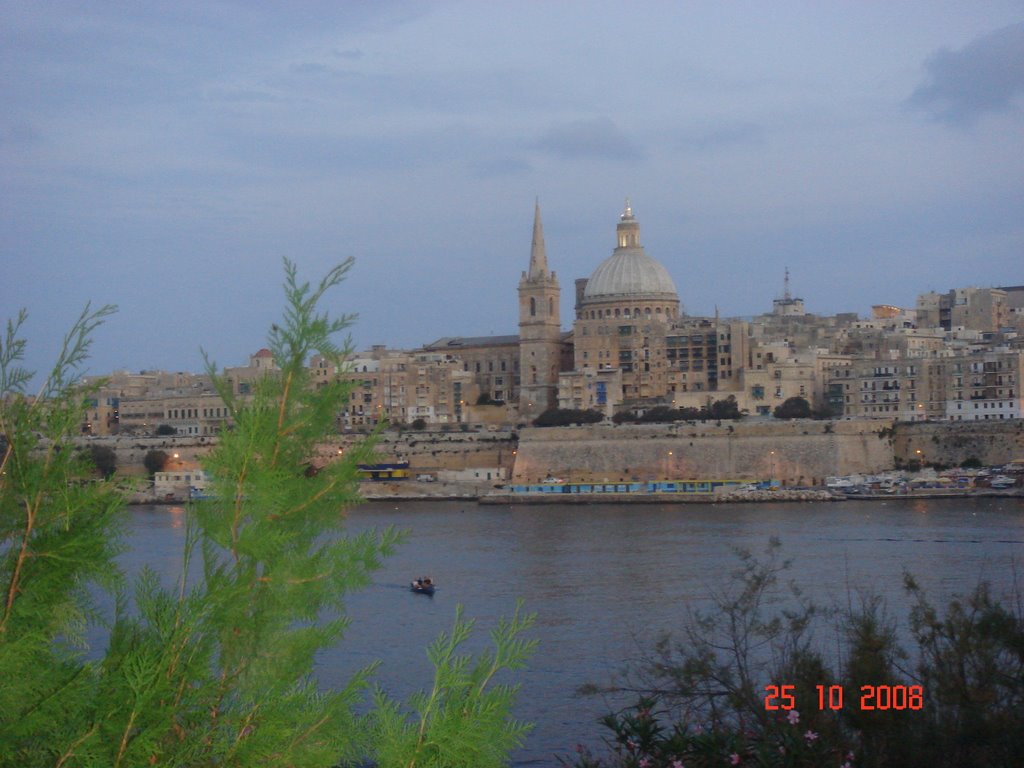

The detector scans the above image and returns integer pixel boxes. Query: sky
[3,1,1023,385]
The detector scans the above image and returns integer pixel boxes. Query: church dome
[582,202,678,303]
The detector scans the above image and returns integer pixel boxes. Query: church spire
[528,198,549,278]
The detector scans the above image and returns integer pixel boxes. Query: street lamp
[769,450,776,486]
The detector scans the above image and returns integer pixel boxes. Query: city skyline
[3,3,1022,384]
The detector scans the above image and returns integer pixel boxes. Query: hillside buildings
[84,203,1022,435]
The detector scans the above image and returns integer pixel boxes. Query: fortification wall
[893,420,1024,468]
[358,430,516,472]
[512,421,895,486]
[84,419,1024,486]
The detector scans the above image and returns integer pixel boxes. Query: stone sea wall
[512,421,897,486]
[893,419,1024,468]
[82,419,1024,486]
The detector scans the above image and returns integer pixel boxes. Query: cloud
[907,22,1024,126]
[332,48,364,61]
[675,121,765,151]
[471,156,532,178]
[533,117,641,161]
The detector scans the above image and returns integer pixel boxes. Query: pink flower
[639,758,651,768]
[846,752,855,761]
[805,729,819,742]
[729,754,741,765]
[840,763,852,768]
[672,761,685,768]
[786,709,800,725]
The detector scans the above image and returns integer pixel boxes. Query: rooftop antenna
[783,267,792,301]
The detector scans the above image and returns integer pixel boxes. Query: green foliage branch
[1,303,124,765]
[1,260,534,767]
[370,601,537,768]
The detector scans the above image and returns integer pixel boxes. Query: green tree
[142,448,169,477]
[1,261,534,767]
[709,395,742,420]
[155,423,176,435]
[87,443,117,478]
[773,396,812,419]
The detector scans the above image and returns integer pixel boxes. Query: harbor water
[121,497,1023,765]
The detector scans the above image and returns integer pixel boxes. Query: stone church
[423,199,742,421]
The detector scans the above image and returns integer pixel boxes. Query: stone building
[119,393,230,436]
[827,346,1023,421]
[422,335,521,405]
[916,286,1013,334]
[331,348,479,429]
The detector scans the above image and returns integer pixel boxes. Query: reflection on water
[117,497,1022,765]
[167,505,185,528]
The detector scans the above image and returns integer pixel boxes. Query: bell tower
[518,200,561,418]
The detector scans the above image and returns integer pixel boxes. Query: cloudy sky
[3,2,1023,383]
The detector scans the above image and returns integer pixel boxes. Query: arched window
[530,297,536,317]
[549,297,554,315]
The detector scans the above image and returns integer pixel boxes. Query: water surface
[122,497,1023,765]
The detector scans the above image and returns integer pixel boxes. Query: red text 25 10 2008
[764,684,924,712]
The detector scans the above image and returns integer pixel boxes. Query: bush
[411,417,428,430]
[533,408,604,427]
[613,397,743,425]
[155,423,176,435]
[565,540,1024,768]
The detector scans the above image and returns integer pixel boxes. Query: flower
[840,763,853,768]
[639,758,651,768]
[805,729,819,742]
[671,761,685,768]
[729,754,741,765]
[786,709,800,725]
